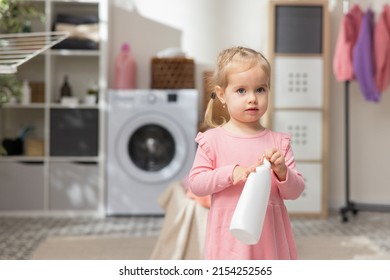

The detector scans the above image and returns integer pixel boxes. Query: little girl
[188,46,305,260]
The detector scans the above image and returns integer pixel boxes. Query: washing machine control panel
[167,93,177,102]
[111,90,182,108]
[147,93,157,104]
[147,92,178,104]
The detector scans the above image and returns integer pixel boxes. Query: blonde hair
[204,46,271,128]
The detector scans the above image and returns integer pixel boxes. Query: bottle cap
[256,158,271,172]
[261,158,271,169]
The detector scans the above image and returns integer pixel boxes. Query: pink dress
[188,127,305,260]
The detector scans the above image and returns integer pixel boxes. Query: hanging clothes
[352,9,381,102]
[333,5,363,82]
[374,4,390,93]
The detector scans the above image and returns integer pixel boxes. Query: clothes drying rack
[339,0,390,222]
[0,31,68,74]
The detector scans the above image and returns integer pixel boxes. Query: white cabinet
[49,162,99,211]
[273,111,323,160]
[0,162,45,211]
[285,162,323,213]
[268,0,329,217]
[0,0,107,214]
[273,57,324,108]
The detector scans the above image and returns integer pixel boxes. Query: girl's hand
[232,164,257,185]
[262,148,287,181]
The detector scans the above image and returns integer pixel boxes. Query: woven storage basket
[30,82,45,103]
[151,57,195,89]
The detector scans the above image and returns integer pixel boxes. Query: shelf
[274,53,324,58]
[0,103,98,109]
[49,103,99,109]
[0,0,107,214]
[0,32,69,74]
[49,156,99,163]
[269,0,329,218]
[49,49,100,56]
[0,156,45,162]
[0,156,99,163]
[51,0,101,4]
[1,103,46,109]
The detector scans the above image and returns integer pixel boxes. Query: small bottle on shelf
[60,75,72,99]
[21,79,31,105]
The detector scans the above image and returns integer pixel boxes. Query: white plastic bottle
[229,159,271,245]
[21,79,31,105]
[114,43,137,89]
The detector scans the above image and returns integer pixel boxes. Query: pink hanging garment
[374,5,390,93]
[333,5,364,82]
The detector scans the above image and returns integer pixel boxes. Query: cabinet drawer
[0,162,44,211]
[285,163,323,213]
[50,109,98,156]
[49,162,99,210]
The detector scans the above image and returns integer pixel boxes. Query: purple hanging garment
[352,9,381,102]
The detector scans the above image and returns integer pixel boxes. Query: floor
[1,210,390,260]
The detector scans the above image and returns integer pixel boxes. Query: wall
[329,0,390,209]
[108,0,390,210]
[109,0,269,90]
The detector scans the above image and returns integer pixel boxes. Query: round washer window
[128,124,175,172]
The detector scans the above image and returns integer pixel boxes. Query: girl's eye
[256,87,267,93]
[237,88,246,94]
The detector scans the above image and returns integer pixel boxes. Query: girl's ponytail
[203,91,228,129]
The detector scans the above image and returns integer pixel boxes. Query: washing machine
[106,89,199,215]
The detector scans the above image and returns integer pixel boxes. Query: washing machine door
[116,112,188,184]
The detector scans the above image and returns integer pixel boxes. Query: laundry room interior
[1,0,390,260]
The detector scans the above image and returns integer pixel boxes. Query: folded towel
[55,23,99,42]
[55,13,99,25]
[52,38,98,50]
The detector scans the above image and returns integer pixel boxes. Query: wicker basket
[30,82,45,103]
[25,138,44,156]
[151,57,195,89]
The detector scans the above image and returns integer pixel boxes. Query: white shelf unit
[268,0,329,218]
[0,0,108,215]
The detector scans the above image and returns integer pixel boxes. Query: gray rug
[295,236,390,260]
[29,235,390,260]
[30,235,158,260]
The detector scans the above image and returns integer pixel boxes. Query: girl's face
[216,64,269,129]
